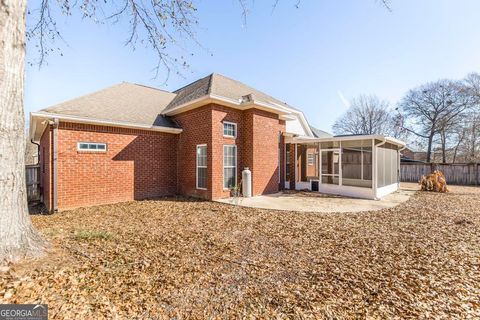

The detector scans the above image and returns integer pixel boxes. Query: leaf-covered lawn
[1,186,480,319]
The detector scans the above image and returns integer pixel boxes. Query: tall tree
[332,94,404,137]
[1,0,46,262]
[398,79,473,163]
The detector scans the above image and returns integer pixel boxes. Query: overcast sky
[25,0,480,132]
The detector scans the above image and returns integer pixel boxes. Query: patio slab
[216,183,417,213]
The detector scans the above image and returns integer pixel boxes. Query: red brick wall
[56,122,177,210]
[211,105,245,199]
[306,147,319,178]
[39,126,52,211]
[174,104,285,200]
[243,109,285,196]
[174,105,213,199]
[38,104,287,209]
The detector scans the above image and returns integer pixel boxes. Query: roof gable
[162,73,300,114]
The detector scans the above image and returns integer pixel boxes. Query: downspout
[373,137,386,200]
[52,118,59,212]
[30,139,40,165]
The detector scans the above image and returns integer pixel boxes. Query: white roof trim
[30,111,182,141]
[162,93,314,137]
[287,134,406,147]
[163,93,293,116]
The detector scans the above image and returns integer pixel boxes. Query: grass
[74,229,112,241]
[1,185,479,319]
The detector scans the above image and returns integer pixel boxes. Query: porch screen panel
[377,143,398,187]
[377,145,385,188]
[341,140,372,188]
[363,147,373,181]
[321,150,339,185]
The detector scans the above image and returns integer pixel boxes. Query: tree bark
[440,132,447,164]
[426,132,434,163]
[0,0,46,263]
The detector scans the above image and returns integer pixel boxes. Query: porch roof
[285,134,406,148]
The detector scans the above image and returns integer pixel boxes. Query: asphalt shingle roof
[41,82,180,128]
[310,126,332,138]
[163,73,299,113]
[39,74,312,131]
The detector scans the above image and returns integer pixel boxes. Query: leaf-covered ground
[1,186,479,319]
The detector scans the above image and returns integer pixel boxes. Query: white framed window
[196,144,207,190]
[223,145,237,189]
[223,121,237,138]
[308,153,315,166]
[77,142,107,152]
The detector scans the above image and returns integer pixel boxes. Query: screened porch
[284,135,406,200]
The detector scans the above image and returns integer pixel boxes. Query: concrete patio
[216,183,417,213]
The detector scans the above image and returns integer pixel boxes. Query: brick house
[30,73,405,212]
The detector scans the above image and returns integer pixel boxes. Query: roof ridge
[206,73,214,95]
[130,82,174,94]
[173,73,212,94]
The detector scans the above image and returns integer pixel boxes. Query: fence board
[401,163,479,186]
[25,164,41,201]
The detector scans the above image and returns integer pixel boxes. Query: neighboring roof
[163,73,300,114]
[400,155,426,163]
[40,82,180,128]
[310,126,332,138]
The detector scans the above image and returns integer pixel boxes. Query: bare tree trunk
[440,132,447,164]
[0,0,46,263]
[426,132,434,163]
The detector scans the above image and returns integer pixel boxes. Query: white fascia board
[30,111,183,137]
[163,93,315,137]
[288,134,406,147]
[269,100,314,137]
[279,114,297,121]
[163,94,293,117]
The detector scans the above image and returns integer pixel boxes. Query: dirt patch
[1,187,480,318]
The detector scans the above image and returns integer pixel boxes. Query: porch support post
[290,143,297,190]
[372,138,377,198]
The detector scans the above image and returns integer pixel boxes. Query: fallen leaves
[1,186,480,318]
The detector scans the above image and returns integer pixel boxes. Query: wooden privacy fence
[25,164,41,201]
[401,163,480,186]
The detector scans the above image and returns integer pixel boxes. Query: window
[307,153,315,166]
[196,145,207,189]
[223,122,237,138]
[77,142,107,152]
[223,145,237,189]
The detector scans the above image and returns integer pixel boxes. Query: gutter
[30,111,183,139]
[30,139,40,165]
